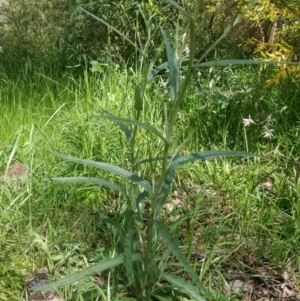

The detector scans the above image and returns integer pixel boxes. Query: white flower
[262,128,275,139]
[159,78,167,89]
[184,45,190,55]
[242,115,255,126]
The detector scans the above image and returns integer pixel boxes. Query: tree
[243,0,300,84]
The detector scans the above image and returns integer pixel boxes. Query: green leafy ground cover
[0,63,300,300]
[1,0,300,299]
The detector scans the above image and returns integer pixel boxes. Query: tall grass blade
[194,59,300,68]
[4,132,21,177]
[124,229,133,285]
[156,170,175,218]
[152,295,173,301]
[51,152,152,194]
[81,8,141,53]
[169,150,257,171]
[100,109,132,141]
[34,254,142,293]
[43,103,66,129]
[134,84,143,111]
[93,115,167,143]
[147,58,190,82]
[161,28,179,101]
[166,0,192,19]
[154,220,208,295]
[147,62,168,82]
[133,190,149,211]
[134,156,171,168]
[161,273,207,301]
[67,289,101,301]
[47,177,127,197]
[138,5,149,32]
[96,210,117,232]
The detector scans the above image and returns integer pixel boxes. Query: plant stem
[142,15,197,298]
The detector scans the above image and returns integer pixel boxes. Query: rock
[0,162,28,191]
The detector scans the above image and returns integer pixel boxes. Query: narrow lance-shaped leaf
[169,150,257,172]
[68,289,101,301]
[81,8,141,53]
[154,220,208,294]
[161,273,208,301]
[46,177,127,197]
[124,231,133,285]
[93,114,167,143]
[134,134,188,168]
[124,210,134,285]
[194,59,300,68]
[50,151,152,194]
[134,156,172,168]
[147,58,190,82]
[132,190,149,211]
[156,170,175,219]
[166,0,192,20]
[161,27,179,101]
[99,108,132,141]
[97,210,117,232]
[34,254,142,293]
[147,62,169,82]
[138,5,149,31]
[134,84,143,111]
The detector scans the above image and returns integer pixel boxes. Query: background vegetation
[0,0,300,300]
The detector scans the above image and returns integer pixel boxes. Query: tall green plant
[34,0,299,300]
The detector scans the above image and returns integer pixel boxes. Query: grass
[0,64,300,300]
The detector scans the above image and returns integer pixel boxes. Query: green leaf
[93,114,167,143]
[34,254,142,293]
[134,156,169,168]
[81,8,141,53]
[134,85,143,111]
[100,108,132,141]
[147,62,168,82]
[169,150,257,171]
[166,0,192,19]
[154,220,208,295]
[124,230,133,285]
[133,190,149,211]
[73,0,83,14]
[152,295,179,301]
[194,59,300,68]
[138,5,149,31]
[96,210,116,232]
[147,58,190,82]
[161,28,179,101]
[156,170,175,218]
[47,177,127,197]
[67,289,101,301]
[51,152,152,194]
[161,273,207,301]
[124,210,135,285]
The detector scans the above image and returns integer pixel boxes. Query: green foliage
[0,190,31,300]
[0,252,30,300]
[1,54,300,300]
[241,0,300,84]
[0,0,75,73]
[0,2,300,300]
[0,0,180,73]
[32,2,262,300]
